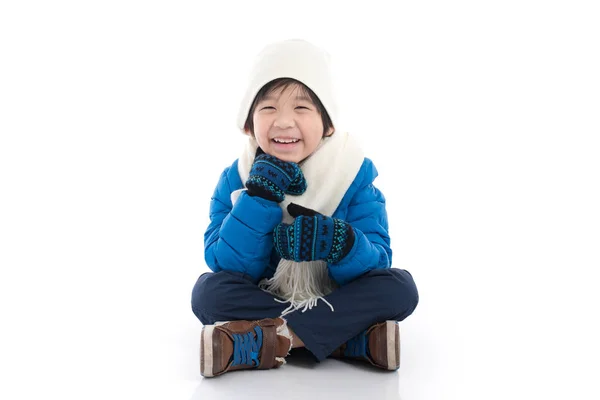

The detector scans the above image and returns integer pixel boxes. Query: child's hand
[274,203,355,263]
[245,149,307,203]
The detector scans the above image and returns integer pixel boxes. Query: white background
[1,1,599,399]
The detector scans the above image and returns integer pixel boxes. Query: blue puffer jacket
[204,157,392,285]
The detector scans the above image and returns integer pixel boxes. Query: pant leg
[191,270,288,325]
[191,268,418,362]
[284,268,419,361]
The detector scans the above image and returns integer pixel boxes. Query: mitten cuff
[246,177,284,202]
[325,219,355,264]
[273,222,294,260]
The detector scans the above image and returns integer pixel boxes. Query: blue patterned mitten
[245,150,307,203]
[274,203,355,263]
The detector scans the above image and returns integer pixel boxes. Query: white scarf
[231,132,364,316]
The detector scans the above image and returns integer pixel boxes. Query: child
[191,39,419,378]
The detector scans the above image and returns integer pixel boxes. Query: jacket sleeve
[327,182,392,285]
[204,167,282,282]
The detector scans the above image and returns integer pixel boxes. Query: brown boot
[331,321,400,370]
[200,317,292,378]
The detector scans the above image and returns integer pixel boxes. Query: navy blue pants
[191,268,418,361]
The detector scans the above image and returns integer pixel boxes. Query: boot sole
[386,321,400,370]
[201,325,215,377]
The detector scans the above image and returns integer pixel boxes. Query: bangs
[263,80,312,104]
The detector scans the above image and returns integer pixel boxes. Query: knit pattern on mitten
[274,214,355,263]
[245,153,307,202]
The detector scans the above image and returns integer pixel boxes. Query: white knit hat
[236,39,338,133]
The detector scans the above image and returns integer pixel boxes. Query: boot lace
[231,326,263,367]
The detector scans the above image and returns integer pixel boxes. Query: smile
[272,138,300,144]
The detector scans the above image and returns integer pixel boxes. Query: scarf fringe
[258,259,338,316]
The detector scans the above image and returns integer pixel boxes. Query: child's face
[248,84,334,163]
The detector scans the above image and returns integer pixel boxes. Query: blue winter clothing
[204,157,391,286]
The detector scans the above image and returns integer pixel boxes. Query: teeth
[273,138,299,144]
